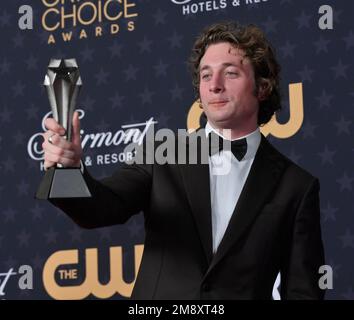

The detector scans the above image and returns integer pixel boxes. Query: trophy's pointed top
[48,58,78,69]
[44,58,82,86]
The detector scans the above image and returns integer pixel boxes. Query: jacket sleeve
[50,162,152,229]
[280,178,326,300]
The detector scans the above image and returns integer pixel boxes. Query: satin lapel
[206,135,288,273]
[178,130,213,264]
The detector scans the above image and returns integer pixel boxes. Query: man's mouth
[209,100,228,107]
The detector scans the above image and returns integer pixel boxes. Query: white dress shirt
[205,122,261,253]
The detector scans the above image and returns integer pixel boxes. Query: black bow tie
[208,131,248,161]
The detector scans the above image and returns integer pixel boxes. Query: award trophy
[36,58,91,199]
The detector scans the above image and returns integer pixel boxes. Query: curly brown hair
[189,21,282,126]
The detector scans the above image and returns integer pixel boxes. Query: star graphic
[25,104,39,120]
[334,115,351,135]
[0,58,11,74]
[31,254,45,270]
[170,83,185,101]
[279,41,296,58]
[2,207,17,222]
[108,41,124,58]
[94,68,110,85]
[80,46,95,62]
[124,64,139,81]
[25,55,38,70]
[139,87,155,105]
[301,120,318,139]
[0,9,11,27]
[68,227,83,242]
[44,228,59,244]
[30,203,45,220]
[153,60,169,77]
[3,156,16,173]
[333,9,342,24]
[109,91,125,109]
[336,173,353,192]
[314,36,330,54]
[318,145,336,165]
[342,30,354,50]
[297,65,314,83]
[17,230,31,247]
[13,33,24,48]
[168,31,183,49]
[153,8,167,25]
[339,229,354,248]
[156,112,171,128]
[315,90,333,109]
[331,60,350,79]
[138,36,153,53]
[0,106,13,123]
[262,16,279,33]
[295,11,312,29]
[12,81,26,97]
[17,180,30,196]
[321,202,338,222]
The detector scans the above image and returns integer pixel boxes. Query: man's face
[199,42,260,132]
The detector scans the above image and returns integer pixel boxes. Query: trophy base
[36,167,92,199]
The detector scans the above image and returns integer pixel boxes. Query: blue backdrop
[0,0,353,299]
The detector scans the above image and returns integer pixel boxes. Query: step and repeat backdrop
[0,0,353,299]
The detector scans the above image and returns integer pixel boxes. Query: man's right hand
[42,111,83,170]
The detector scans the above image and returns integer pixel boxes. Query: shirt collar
[205,121,261,160]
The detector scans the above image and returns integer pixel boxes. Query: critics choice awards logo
[40,0,138,45]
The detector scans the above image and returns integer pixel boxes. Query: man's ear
[198,98,203,109]
[257,78,271,101]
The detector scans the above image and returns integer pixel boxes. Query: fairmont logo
[27,109,157,163]
[169,0,269,16]
[171,0,193,4]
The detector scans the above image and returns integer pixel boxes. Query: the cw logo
[43,245,143,300]
[187,83,304,138]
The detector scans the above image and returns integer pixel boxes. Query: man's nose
[209,74,224,93]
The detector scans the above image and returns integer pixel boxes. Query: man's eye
[201,74,211,80]
[225,71,238,77]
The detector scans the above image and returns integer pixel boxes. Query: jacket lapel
[206,135,288,273]
[178,129,213,264]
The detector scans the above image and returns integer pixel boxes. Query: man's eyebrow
[199,62,241,72]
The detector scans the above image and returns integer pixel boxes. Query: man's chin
[210,117,235,129]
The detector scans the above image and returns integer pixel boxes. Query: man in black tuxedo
[42,22,325,299]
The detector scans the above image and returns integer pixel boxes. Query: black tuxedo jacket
[51,132,325,300]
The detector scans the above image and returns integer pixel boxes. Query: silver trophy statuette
[44,58,82,142]
[36,58,91,200]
